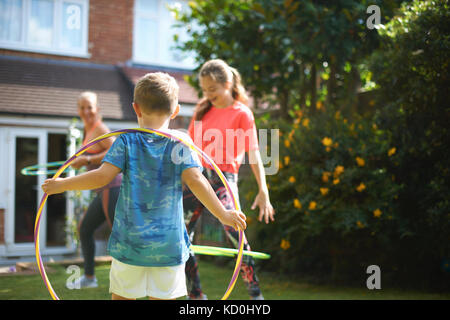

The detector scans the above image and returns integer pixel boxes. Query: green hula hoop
[21,161,68,176]
[191,245,271,260]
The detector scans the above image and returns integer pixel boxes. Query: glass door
[14,136,39,243]
[46,133,68,247]
[5,128,46,255]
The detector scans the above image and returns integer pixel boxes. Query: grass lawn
[0,257,449,300]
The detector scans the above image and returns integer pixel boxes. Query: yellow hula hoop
[34,128,245,300]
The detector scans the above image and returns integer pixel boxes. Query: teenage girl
[184,59,275,300]
[69,91,122,288]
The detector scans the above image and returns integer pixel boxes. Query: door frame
[4,127,47,255]
[3,127,76,257]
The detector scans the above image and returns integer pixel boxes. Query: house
[0,0,199,264]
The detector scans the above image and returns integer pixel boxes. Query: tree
[173,0,405,118]
[369,0,450,288]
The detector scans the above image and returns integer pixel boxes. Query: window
[0,0,89,57]
[133,0,195,69]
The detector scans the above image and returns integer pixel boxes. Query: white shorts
[109,258,187,299]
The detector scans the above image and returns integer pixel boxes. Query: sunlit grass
[0,257,448,300]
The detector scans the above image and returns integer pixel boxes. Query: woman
[184,59,275,300]
[69,91,122,288]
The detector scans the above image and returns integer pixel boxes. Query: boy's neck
[137,113,170,130]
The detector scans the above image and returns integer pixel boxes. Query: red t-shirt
[188,101,259,174]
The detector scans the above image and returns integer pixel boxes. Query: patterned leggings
[183,169,261,298]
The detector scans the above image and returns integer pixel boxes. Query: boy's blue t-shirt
[102,130,202,267]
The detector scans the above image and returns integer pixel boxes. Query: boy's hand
[42,178,66,195]
[219,210,247,231]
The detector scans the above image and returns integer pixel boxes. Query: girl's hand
[252,191,275,224]
[42,178,66,195]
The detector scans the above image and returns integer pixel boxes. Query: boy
[42,73,247,300]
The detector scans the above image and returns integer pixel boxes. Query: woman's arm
[89,131,115,165]
[248,148,275,224]
[71,128,115,169]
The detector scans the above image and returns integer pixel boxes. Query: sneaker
[250,294,264,300]
[67,275,98,289]
[187,293,208,300]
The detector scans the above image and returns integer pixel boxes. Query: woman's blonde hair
[78,91,98,106]
[195,59,248,120]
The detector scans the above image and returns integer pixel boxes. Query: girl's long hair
[194,59,249,121]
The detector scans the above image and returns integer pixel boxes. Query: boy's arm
[42,162,121,195]
[181,167,246,231]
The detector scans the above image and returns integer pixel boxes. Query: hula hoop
[34,128,245,300]
[191,245,270,260]
[21,161,68,176]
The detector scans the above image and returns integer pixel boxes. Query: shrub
[241,105,402,284]
[241,0,449,289]
[368,0,450,288]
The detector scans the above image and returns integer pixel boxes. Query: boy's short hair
[134,72,179,115]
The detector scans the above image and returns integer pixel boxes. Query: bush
[369,0,450,289]
[241,105,402,284]
[240,0,449,289]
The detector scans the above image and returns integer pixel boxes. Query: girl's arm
[182,167,247,231]
[248,148,275,224]
[42,162,121,195]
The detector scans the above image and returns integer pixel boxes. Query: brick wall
[88,0,134,64]
[0,0,134,65]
